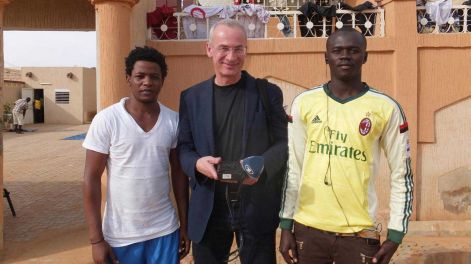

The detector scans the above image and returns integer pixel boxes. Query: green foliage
[3,102,13,114]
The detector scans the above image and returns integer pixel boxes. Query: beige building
[2,68,23,117]
[143,0,471,227]
[20,67,97,124]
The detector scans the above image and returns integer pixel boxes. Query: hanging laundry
[463,0,471,32]
[297,2,336,37]
[298,2,336,18]
[339,1,377,36]
[236,4,270,38]
[182,5,224,39]
[183,4,225,18]
[147,5,178,40]
[181,4,269,39]
[220,4,270,38]
[339,1,375,11]
[220,4,270,23]
[425,0,452,26]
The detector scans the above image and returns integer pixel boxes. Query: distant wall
[82,68,97,123]
[418,98,471,220]
[140,1,471,221]
[2,81,23,116]
[21,67,96,125]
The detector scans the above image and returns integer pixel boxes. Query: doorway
[33,89,44,123]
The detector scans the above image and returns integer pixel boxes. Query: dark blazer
[178,71,288,243]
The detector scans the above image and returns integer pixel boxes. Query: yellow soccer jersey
[280,83,413,244]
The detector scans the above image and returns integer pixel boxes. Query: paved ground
[1,124,91,263]
[0,124,470,263]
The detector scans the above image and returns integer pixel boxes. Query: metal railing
[417,5,471,34]
[148,6,384,40]
[192,0,337,11]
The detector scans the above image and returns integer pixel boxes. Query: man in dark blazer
[178,19,288,264]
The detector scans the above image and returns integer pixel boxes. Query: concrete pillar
[387,0,419,220]
[0,0,10,251]
[90,0,139,110]
[90,0,139,216]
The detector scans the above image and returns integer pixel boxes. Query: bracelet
[90,237,105,245]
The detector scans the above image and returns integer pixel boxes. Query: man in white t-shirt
[83,46,190,264]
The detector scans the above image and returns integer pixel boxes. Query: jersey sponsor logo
[309,140,367,162]
[359,118,372,136]
[311,115,322,124]
[309,128,367,161]
[400,121,409,133]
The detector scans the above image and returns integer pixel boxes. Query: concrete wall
[413,36,471,220]
[418,98,471,220]
[136,0,471,222]
[82,68,97,123]
[21,67,96,125]
[1,81,23,116]
[132,0,156,48]
[5,0,467,228]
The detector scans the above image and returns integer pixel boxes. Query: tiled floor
[1,124,470,263]
[2,124,91,263]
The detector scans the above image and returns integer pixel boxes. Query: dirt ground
[1,124,470,263]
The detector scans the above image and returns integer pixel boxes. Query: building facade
[0,0,470,249]
[21,67,97,124]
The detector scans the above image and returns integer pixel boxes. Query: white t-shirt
[83,98,179,247]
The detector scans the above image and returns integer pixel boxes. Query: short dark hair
[327,27,367,50]
[125,46,168,79]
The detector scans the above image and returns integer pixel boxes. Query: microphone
[240,156,264,180]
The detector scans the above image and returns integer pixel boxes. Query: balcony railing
[192,0,336,11]
[417,5,471,34]
[148,5,384,40]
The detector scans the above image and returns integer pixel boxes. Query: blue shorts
[111,229,179,264]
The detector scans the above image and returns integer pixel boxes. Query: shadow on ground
[1,181,89,262]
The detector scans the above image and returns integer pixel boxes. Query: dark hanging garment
[339,1,377,36]
[298,2,336,37]
[147,5,178,40]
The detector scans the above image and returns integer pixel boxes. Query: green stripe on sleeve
[279,218,294,230]
[387,229,406,244]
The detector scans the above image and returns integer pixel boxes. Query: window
[55,89,70,104]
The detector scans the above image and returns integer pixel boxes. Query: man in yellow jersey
[279,27,413,264]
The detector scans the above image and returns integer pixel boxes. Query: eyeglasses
[214,45,247,55]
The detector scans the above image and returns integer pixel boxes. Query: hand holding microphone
[196,156,222,180]
[216,156,265,184]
